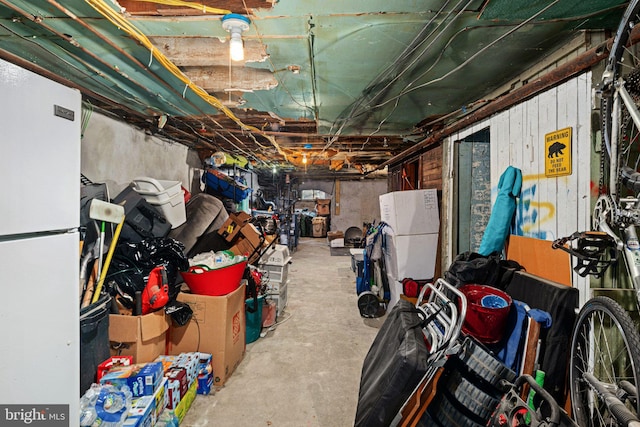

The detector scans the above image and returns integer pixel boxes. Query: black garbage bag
[165,300,193,326]
[106,237,189,308]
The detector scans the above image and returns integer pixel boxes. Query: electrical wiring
[0,16,171,117]
[328,0,562,151]
[357,0,562,117]
[85,0,290,161]
[371,0,560,112]
[239,0,316,116]
[129,0,230,15]
[324,0,461,140]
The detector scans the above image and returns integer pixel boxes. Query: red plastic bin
[180,260,247,296]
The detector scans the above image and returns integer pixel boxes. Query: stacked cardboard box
[218,212,264,263]
[166,283,246,387]
[91,353,213,426]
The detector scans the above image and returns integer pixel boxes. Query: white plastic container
[258,244,291,266]
[132,177,186,228]
[259,262,290,285]
[268,281,288,316]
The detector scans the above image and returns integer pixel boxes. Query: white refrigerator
[379,189,440,311]
[0,58,81,425]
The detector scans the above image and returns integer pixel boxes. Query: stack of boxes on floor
[82,352,213,426]
[258,244,292,317]
[312,198,331,238]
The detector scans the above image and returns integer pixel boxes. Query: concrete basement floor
[180,237,385,427]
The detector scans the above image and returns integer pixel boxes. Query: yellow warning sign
[545,127,572,177]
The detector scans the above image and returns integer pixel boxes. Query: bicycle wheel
[569,296,640,426]
[601,0,640,197]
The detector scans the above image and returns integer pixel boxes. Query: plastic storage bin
[269,281,288,316]
[132,177,186,229]
[203,169,251,203]
[259,263,290,285]
[259,244,291,266]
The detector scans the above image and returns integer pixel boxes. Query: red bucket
[180,260,247,296]
[459,284,512,344]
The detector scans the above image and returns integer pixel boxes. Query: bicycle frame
[597,76,640,301]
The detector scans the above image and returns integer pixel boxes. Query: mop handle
[96,221,106,280]
[91,216,125,304]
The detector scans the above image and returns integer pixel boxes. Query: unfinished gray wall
[80,111,202,197]
[296,178,387,232]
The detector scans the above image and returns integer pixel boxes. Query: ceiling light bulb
[302,154,307,164]
[229,32,244,61]
[221,14,251,63]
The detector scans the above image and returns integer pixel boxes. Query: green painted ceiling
[0,0,628,173]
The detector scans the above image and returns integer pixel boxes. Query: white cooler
[132,176,186,228]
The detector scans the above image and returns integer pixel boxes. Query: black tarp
[354,299,430,427]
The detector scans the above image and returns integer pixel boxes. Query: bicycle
[553,1,640,425]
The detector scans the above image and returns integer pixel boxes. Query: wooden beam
[149,37,268,66]
[184,66,277,92]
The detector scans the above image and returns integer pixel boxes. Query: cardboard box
[165,374,181,410]
[166,284,246,387]
[379,189,440,236]
[229,223,263,263]
[168,379,197,424]
[217,211,252,242]
[315,198,331,216]
[166,367,188,401]
[100,362,164,397]
[312,216,327,238]
[327,231,344,241]
[109,310,170,363]
[123,377,167,427]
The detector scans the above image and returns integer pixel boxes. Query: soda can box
[166,367,189,400]
[124,378,166,427]
[100,362,164,397]
[174,353,198,385]
[197,371,213,395]
[196,352,213,376]
[165,377,181,410]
